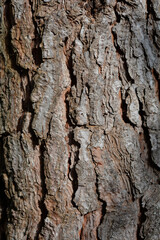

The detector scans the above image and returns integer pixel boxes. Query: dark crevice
[96,189,106,240]
[0,137,8,240]
[17,113,26,133]
[64,47,78,126]
[114,1,121,23]
[79,216,85,240]
[136,92,160,172]
[65,48,77,87]
[137,197,147,240]
[90,151,106,240]
[152,68,160,102]
[91,0,105,16]
[95,178,106,225]
[65,91,77,127]
[111,30,135,84]
[113,1,136,24]
[64,79,81,211]
[29,0,43,66]
[29,126,39,148]
[32,47,43,66]
[143,126,160,171]
[119,88,136,128]
[146,0,159,21]
[21,71,34,113]
[64,41,80,209]
[67,131,80,209]
[79,213,88,240]
[152,29,160,50]
[35,140,48,240]
[121,94,136,128]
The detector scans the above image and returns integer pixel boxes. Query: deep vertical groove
[65,90,80,209]
[65,46,77,88]
[34,140,48,239]
[152,68,160,102]
[119,88,136,128]
[111,29,135,84]
[64,46,82,211]
[1,0,159,239]
[29,0,43,66]
[137,197,147,240]
[146,0,158,21]
[90,150,106,240]
[79,214,87,240]
[0,136,8,240]
[136,91,160,172]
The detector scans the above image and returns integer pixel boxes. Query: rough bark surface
[0,0,160,239]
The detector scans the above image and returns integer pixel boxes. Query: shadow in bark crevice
[34,140,48,240]
[137,93,160,172]
[111,30,135,84]
[137,197,147,240]
[29,0,43,67]
[0,135,9,240]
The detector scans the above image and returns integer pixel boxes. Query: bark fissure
[136,197,147,240]
[90,150,106,239]
[152,68,160,102]
[29,0,43,66]
[68,131,81,210]
[1,0,160,239]
[66,49,77,88]
[136,92,160,172]
[119,88,136,128]
[91,0,106,17]
[79,213,87,240]
[64,43,83,212]
[114,1,121,23]
[146,0,158,21]
[35,140,48,240]
[111,29,135,84]
[0,136,8,240]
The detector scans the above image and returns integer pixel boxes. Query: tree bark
[0,0,160,239]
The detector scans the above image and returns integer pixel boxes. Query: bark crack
[0,135,8,240]
[136,90,160,172]
[34,140,48,240]
[152,68,160,102]
[146,0,159,21]
[79,213,88,240]
[29,0,43,66]
[64,37,83,213]
[119,88,136,128]
[136,197,147,240]
[90,150,106,240]
[67,130,81,210]
[111,29,135,84]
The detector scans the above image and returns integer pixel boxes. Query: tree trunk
[0,0,160,239]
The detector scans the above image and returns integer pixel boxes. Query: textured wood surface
[0,0,160,239]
